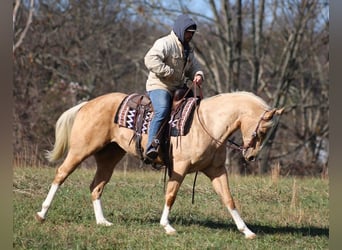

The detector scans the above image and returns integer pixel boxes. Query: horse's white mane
[205,91,270,110]
[233,91,269,108]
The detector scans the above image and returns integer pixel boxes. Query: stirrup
[143,149,157,165]
[145,147,158,159]
[151,163,163,170]
[144,138,160,161]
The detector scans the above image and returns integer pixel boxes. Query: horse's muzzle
[242,148,257,162]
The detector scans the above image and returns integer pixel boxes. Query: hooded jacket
[144,15,204,93]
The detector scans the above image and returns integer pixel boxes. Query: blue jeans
[147,89,172,150]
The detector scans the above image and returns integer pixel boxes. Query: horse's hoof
[97,220,113,227]
[245,233,256,240]
[163,224,177,235]
[35,213,45,223]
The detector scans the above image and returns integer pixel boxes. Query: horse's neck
[197,96,242,142]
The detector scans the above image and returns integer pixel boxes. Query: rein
[163,81,203,204]
[196,107,268,152]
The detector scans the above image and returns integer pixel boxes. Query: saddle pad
[114,94,197,136]
[114,94,152,134]
[169,97,197,136]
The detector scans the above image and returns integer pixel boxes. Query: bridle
[196,108,269,153]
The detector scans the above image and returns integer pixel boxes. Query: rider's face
[184,31,195,43]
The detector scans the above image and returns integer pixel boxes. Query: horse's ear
[264,108,284,120]
[275,107,285,115]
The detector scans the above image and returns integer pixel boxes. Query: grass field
[13,167,328,249]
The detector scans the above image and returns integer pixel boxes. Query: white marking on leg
[228,208,256,239]
[160,204,176,234]
[93,199,113,226]
[160,204,169,226]
[37,183,59,220]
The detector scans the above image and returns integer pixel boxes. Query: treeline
[13,0,329,176]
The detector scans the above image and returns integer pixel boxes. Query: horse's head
[241,108,284,161]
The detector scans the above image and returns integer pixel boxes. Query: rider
[144,14,204,162]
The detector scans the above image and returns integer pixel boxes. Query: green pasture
[13,167,328,249]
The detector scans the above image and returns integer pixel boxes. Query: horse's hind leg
[91,143,126,226]
[36,151,87,222]
[203,166,256,239]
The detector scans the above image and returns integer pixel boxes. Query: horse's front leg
[204,167,256,239]
[160,203,176,234]
[160,167,187,234]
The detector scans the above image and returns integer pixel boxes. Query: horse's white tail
[45,102,88,162]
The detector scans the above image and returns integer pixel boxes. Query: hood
[172,14,197,45]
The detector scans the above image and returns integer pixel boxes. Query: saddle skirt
[114,93,197,137]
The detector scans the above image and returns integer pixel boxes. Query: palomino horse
[36,91,284,239]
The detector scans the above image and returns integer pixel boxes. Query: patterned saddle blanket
[114,93,197,137]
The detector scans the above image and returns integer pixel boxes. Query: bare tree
[250,0,265,92]
[13,0,159,166]
[13,0,35,53]
[257,0,328,174]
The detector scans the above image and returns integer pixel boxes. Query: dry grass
[13,167,329,249]
[271,161,281,185]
